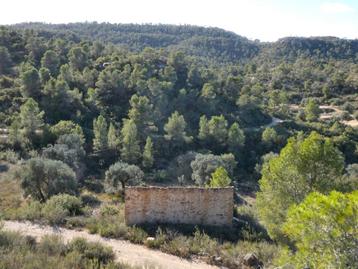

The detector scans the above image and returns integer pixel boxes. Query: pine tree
[120,119,141,164]
[41,50,60,75]
[208,115,228,144]
[198,115,210,141]
[19,98,44,139]
[0,46,13,75]
[9,117,23,147]
[20,67,41,98]
[107,122,119,151]
[305,98,320,122]
[207,166,231,187]
[128,94,155,139]
[256,132,345,240]
[142,136,154,169]
[93,115,108,152]
[164,111,192,143]
[262,127,279,147]
[227,122,245,148]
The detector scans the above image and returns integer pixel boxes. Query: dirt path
[2,221,219,269]
[289,104,358,128]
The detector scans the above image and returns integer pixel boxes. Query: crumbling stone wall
[125,187,234,226]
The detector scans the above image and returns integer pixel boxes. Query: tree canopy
[279,191,358,269]
[256,131,345,239]
[207,166,232,187]
[20,158,77,202]
[105,161,144,193]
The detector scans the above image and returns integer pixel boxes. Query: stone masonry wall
[125,187,234,226]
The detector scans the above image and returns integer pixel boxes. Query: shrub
[42,194,83,224]
[37,235,67,256]
[0,230,125,269]
[354,111,358,120]
[42,203,68,224]
[191,153,236,186]
[100,204,121,217]
[339,111,351,120]
[127,226,148,244]
[166,151,197,183]
[235,204,269,241]
[0,230,36,249]
[68,238,115,264]
[50,120,85,143]
[65,216,89,229]
[44,194,83,216]
[161,235,192,258]
[86,204,127,238]
[0,150,20,164]
[144,227,167,249]
[17,201,43,221]
[81,194,100,207]
[223,241,279,268]
[190,228,218,256]
[98,222,128,238]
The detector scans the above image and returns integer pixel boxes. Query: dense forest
[0,23,357,268]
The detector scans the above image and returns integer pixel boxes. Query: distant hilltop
[7,22,358,63]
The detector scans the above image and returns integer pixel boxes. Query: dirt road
[2,221,219,269]
[289,104,358,128]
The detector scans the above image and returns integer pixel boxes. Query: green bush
[0,230,130,269]
[353,111,358,120]
[45,194,83,216]
[127,226,148,244]
[37,235,67,256]
[220,241,279,268]
[17,201,43,221]
[68,237,115,264]
[81,194,100,206]
[42,194,83,224]
[235,204,270,241]
[144,227,167,249]
[161,235,192,258]
[86,204,128,238]
[0,230,36,249]
[0,150,20,163]
[10,195,83,225]
[190,228,218,256]
[98,221,128,238]
[64,216,89,229]
[100,204,121,217]
[42,203,68,224]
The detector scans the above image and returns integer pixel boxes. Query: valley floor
[2,220,219,269]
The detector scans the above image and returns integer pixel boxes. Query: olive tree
[20,158,77,202]
[42,134,86,179]
[105,161,144,194]
[191,153,237,186]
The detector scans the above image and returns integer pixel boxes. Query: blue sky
[2,0,358,41]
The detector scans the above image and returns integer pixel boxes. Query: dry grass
[81,189,122,203]
[0,162,23,216]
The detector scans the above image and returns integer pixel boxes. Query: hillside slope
[11,22,358,63]
[11,22,260,63]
